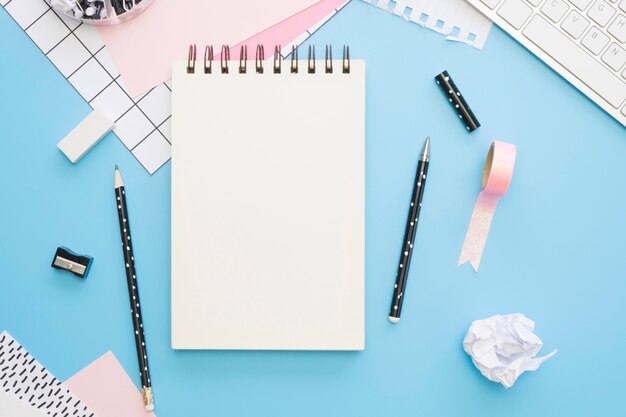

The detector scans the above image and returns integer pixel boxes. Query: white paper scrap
[362,0,492,49]
[0,391,47,417]
[463,313,557,388]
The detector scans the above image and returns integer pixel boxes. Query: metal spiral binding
[308,45,315,74]
[256,45,264,74]
[291,45,299,73]
[186,44,351,75]
[187,44,196,74]
[204,45,213,74]
[239,45,247,74]
[221,45,230,74]
[343,45,350,74]
[274,45,282,74]
[325,45,333,74]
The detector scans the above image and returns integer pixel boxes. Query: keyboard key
[582,26,610,53]
[620,0,626,11]
[497,0,534,28]
[542,0,570,20]
[608,14,626,41]
[587,0,616,25]
[562,10,590,37]
[570,0,593,10]
[523,15,626,107]
[602,43,626,70]
[480,0,503,9]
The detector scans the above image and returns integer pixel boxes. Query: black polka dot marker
[389,137,430,324]
[114,165,154,411]
[435,70,481,132]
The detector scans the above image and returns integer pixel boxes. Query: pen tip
[420,136,430,161]
[115,164,119,171]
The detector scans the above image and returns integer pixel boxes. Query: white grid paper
[4,0,171,173]
[2,0,347,174]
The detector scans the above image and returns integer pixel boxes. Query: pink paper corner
[65,351,156,417]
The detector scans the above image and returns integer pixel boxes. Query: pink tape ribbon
[458,141,517,272]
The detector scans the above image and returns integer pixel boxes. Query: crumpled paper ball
[463,313,557,388]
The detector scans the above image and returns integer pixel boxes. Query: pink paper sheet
[98,0,319,96]
[229,0,349,59]
[65,351,157,417]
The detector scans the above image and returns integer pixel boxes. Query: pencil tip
[114,165,124,188]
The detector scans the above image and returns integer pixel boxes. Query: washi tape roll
[435,70,481,132]
[458,141,516,271]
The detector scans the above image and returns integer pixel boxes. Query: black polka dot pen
[114,165,154,411]
[389,137,430,324]
[435,70,481,132]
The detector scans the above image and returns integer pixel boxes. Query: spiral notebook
[171,45,365,350]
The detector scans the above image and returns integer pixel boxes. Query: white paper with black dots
[361,0,492,49]
[1,0,346,174]
[0,331,95,417]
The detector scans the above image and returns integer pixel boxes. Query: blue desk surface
[2,2,625,416]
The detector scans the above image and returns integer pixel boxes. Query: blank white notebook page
[171,57,365,350]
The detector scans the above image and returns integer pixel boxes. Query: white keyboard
[467,0,626,127]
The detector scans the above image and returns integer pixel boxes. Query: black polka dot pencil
[389,137,430,324]
[114,165,154,411]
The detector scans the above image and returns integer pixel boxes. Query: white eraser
[57,109,114,163]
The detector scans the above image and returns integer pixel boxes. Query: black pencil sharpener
[51,246,93,279]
